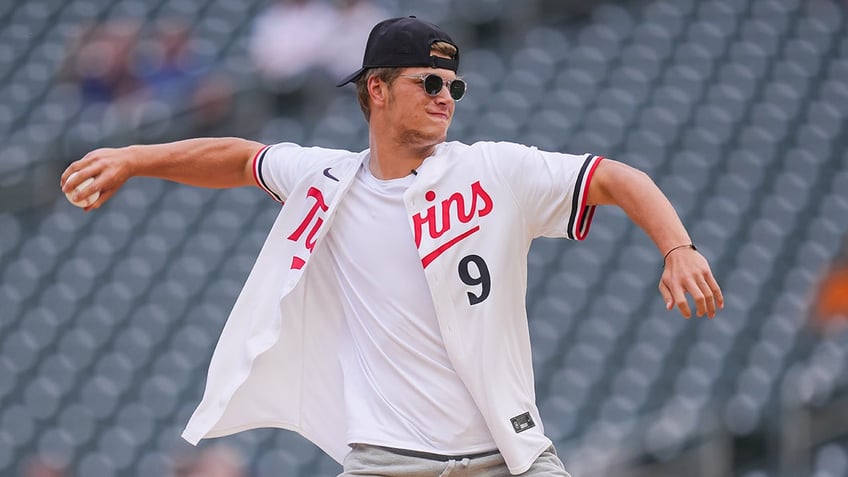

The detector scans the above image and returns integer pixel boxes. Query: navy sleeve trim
[252,145,283,203]
[566,154,603,240]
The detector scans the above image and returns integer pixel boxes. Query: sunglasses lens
[423,74,444,95]
[419,74,465,101]
[449,80,466,101]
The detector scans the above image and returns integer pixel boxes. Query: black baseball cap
[336,16,460,87]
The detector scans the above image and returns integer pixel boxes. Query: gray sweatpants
[338,444,571,477]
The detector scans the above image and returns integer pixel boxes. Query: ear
[367,75,388,108]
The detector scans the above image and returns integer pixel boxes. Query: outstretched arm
[587,159,724,318]
[60,137,266,211]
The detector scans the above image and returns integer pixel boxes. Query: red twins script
[286,181,493,270]
[287,186,328,270]
[413,181,493,268]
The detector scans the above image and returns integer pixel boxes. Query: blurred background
[1,0,847,476]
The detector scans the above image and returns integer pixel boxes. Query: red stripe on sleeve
[251,145,283,202]
[573,156,603,240]
[251,145,269,188]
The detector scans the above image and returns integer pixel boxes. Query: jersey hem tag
[510,412,535,433]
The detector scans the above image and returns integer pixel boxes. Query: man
[61,16,722,477]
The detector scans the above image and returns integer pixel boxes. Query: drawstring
[438,459,457,477]
[439,458,471,477]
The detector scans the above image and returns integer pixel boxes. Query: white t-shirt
[327,161,496,454]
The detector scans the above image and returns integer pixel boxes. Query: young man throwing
[61,16,722,477]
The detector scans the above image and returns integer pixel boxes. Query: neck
[368,130,436,180]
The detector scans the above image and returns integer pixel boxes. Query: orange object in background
[813,263,848,323]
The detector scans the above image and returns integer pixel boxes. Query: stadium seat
[37,353,79,397]
[1,404,36,453]
[75,451,118,477]
[135,450,173,477]
[813,442,848,477]
[70,233,118,275]
[115,402,157,449]
[139,375,181,420]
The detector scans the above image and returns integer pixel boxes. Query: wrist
[122,145,144,178]
[663,243,697,266]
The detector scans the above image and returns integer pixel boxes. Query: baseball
[65,172,100,208]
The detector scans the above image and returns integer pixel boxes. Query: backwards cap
[336,16,459,87]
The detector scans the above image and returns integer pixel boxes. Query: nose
[435,83,453,104]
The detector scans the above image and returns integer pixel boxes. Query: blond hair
[355,41,458,122]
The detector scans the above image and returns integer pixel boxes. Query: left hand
[658,248,724,318]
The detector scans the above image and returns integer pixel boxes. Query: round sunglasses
[399,73,467,101]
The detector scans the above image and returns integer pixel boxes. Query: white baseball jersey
[181,140,602,474]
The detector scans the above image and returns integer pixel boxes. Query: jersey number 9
[458,254,490,306]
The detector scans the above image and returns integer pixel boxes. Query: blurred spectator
[64,20,142,104]
[248,0,337,110]
[810,237,848,329]
[174,445,248,477]
[61,17,240,140]
[135,19,240,138]
[136,19,209,104]
[320,0,388,80]
[189,73,237,137]
[248,0,387,121]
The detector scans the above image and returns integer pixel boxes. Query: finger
[61,154,96,188]
[83,186,115,212]
[695,276,716,318]
[63,168,98,195]
[685,279,708,316]
[60,161,84,187]
[658,281,673,310]
[670,283,692,319]
[70,159,116,201]
[62,149,106,189]
[686,278,708,318]
[67,176,99,206]
[705,272,724,310]
[61,169,80,192]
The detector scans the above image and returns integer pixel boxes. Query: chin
[426,123,451,143]
[400,127,449,147]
